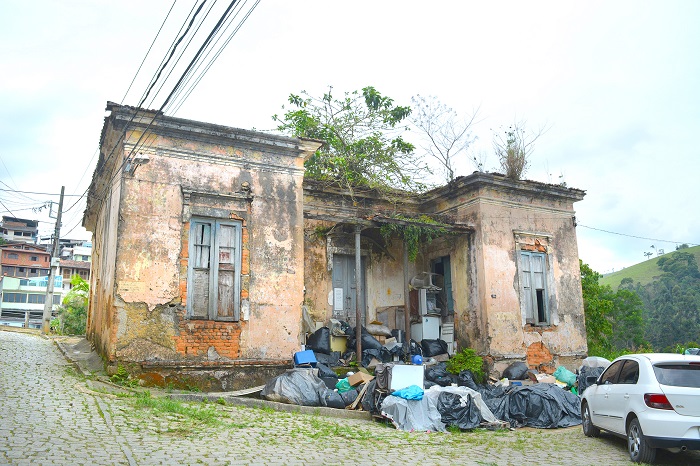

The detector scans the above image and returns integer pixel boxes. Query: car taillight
[644,393,673,410]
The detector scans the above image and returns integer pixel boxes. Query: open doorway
[431,255,454,318]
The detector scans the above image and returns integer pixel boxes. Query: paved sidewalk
[2,328,699,465]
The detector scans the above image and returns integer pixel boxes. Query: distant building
[0,216,38,244]
[0,275,63,327]
[0,242,51,278]
[60,259,90,290]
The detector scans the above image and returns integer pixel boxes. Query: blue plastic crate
[293,350,317,367]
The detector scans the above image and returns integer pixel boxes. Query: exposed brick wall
[526,341,555,374]
[173,215,250,360]
[173,319,245,359]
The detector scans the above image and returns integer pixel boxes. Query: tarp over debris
[381,385,500,432]
[482,383,582,428]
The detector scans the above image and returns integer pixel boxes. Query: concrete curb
[51,332,373,423]
[168,392,373,421]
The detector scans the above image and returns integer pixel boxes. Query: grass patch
[131,392,221,426]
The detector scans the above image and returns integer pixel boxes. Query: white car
[581,353,700,463]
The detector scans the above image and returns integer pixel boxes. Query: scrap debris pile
[261,323,599,432]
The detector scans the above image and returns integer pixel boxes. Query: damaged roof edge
[422,172,586,203]
[104,101,321,157]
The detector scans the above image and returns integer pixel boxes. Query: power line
[577,223,698,247]
[75,1,212,213]
[93,0,243,207]
[139,0,208,108]
[0,188,82,197]
[121,0,179,105]
[171,0,261,115]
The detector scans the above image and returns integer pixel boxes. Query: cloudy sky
[1,0,698,274]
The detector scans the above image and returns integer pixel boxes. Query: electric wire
[71,0,215,215]
[139,0,208,108]
[165,0,249,114]
[577,223,698,247]
[132,0,201,109]
[141,0,220,111]
[171,0,260,115]
[121,0,179,105]
[0,188,82,197]
[91,0,243,207]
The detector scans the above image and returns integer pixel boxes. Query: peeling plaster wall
[85,117,123,362]
[85,105,319,374]
[302,219,413,326]
[424,173,587,371]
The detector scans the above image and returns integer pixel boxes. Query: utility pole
[42,186,64,334]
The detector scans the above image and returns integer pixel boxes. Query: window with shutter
[187,219,242,321]
[519,251,549,325]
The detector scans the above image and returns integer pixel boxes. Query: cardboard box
[348,371,374,387]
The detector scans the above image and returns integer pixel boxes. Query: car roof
[615,353,700,364]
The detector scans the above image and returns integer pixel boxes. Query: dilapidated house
[84,102,587,390]
[302,173,587,376]
[84,103,321,389]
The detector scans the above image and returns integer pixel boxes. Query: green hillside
[600,245,700,290]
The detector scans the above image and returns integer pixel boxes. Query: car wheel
[581,402,600,437]
[627,418,656,463]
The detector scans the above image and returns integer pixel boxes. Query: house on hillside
[1,242,51,278]
[83,102,588,390]
[1,216,39,244]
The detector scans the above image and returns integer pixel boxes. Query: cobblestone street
[2,329,699,466]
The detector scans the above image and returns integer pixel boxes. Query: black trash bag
[361,379,388,415]
[476,384,510,424]
[408,339,423,357]
[361,349,382,367]
[578,365,605,396]
[261,369,328,406]
[338,320,352,336]
[360,333,384,351]
[361,348,392,367]
[315,362,338,379]
[424,380,438,390]
[437,392,482,430]
[322,390,346,409]
[425,362,453,387]
[391,329,405,343]
[345,326,372,353]
[314,351,340,368]
[341,350,356,363]
[340,387,359,406]
[388,343,404,360]
[421,339,449,357]
[502,361,529,380]
[306,327,331,354]
[507,384,582,428]
[320,376,339,390]
[456,370,479,391]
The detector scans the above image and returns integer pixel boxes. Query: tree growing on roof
[492,121,544,180]
[274,86,428,197]
[409,95,479,184]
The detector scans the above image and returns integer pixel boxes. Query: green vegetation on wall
[379,215,449,262]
